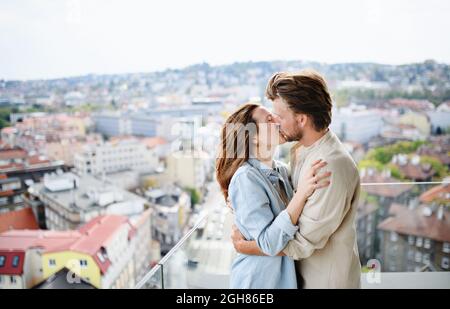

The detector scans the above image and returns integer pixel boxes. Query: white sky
[1,0,450,80]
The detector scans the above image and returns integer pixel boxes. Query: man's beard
[284,127,303,142]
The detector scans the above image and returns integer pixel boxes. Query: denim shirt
[228,158,299,289]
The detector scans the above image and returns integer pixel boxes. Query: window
[97,252,105,263]
[365,248,371,258]
[12,256,20,268]
[10,276,17,284]
[424,238,431,249]
[0,256,5,267]
[80,259,88,267]
[49,259,56,267]
[443,242,450,254]
[366,223,371,234]
[407,250,414,261]
[416,237,423,248]
[415,251,422,263]
[390,232,398,242]
[441,257,449,270]
[423,253,430,264]
[408,235,415,245]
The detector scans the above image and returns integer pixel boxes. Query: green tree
[185,187,201,206]
[420,156,449,179]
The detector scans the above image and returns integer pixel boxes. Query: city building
[25,172,148,230]
[74,138,159,177]
[93,107,206,139]
[1,114,102,166]
[330,106,383,144]
[165,150,211,191]
[356,201,378,264]
[360,168,415,261]
[398,112,431,137]
[378,203,450,272]
[0,147,66,213]
[0,212,153,289]
[145,186,191,254]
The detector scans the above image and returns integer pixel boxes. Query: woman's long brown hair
[216,103,260,202]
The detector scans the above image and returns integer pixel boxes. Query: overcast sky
[1,0,449,80]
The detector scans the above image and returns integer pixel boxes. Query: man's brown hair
[265,70,332,131]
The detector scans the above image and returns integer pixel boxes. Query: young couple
[215,70,362,289]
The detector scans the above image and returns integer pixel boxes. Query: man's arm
[282,159,359,260]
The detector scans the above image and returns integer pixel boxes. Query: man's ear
[295,113,307,128]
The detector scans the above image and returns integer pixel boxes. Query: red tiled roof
[399,163,436,180]
[0,214,137,275]
[389,98,434,111]
[69,216,128,255]
[0,190,14,197]
[142,137,167,149]
[378,203,450,243]
[0,127,16,134]
[55,215,131,274]
[0,163,25,170]
[0,149,27,161]
[0,230,81,252]
[420,183,450,203]
[0,208,39,233]
[27,155,50,165]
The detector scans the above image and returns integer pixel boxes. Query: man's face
[272,97,304,142]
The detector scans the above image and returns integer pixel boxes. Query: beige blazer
[283,130,362,289]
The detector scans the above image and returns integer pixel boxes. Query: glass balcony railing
[136,181,450,289]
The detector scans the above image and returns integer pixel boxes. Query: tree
[185,187,201,206]
[420,156,449,179]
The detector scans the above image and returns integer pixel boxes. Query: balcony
[136,181,450,289]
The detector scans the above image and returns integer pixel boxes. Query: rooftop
[33,267,96,289]
[30,172,146,215]
[378,203,450,243]
[0,208,39,233]
[0,214,136,275]
[420,181,450,203]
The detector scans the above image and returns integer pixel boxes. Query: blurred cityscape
[0,59,449,288]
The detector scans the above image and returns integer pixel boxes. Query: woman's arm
[230,171,299,256]
[231,160,331,256]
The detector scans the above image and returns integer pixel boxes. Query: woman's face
[252,106,287,149]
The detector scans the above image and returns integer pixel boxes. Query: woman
[216,103,331,289]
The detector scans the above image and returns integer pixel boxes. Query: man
[231,70,362,289]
